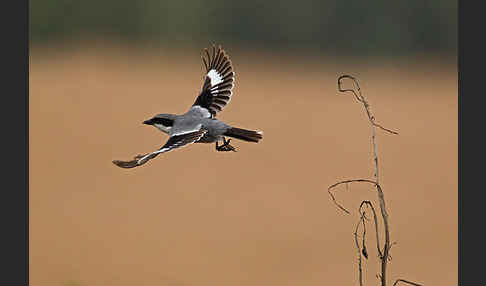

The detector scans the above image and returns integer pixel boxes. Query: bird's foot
[216,137,237,152]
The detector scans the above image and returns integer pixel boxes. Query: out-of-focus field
[30,44,457,286]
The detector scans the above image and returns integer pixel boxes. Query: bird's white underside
[154,124,172,134]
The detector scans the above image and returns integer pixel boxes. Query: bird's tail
[223,127,263,143]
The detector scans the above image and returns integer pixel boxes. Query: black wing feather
[192,44,235,117]
[112,130,207,169]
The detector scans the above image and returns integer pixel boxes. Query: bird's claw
[216,138,237,152]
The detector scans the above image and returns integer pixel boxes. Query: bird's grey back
[170,114,202,136]
[201,117,231,134]
[158,106,230,137]
[154,113,178,120]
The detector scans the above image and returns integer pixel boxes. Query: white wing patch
[207,69,223,86]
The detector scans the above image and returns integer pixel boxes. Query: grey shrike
[113,45,263,169]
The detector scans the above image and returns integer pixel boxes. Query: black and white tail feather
[224,127,263,143]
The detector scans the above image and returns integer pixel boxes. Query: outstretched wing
[112,129,207,169]
[192,45,235,118]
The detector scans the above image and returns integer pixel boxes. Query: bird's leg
[215,137,237,152]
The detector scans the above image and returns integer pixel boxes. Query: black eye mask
[144,117,174,127]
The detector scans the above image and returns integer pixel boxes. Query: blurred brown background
[30,1,457,285]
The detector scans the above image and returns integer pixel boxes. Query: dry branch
[328,75,421,286]
[392,279,423,286]
[355,212,367,286]
[359,201,382,258]
[328,179,376,214]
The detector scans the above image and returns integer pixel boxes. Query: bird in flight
[113,44,263,168]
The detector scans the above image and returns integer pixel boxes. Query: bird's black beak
[143,119,153,125]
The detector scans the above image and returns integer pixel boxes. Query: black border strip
[1,0,29,285]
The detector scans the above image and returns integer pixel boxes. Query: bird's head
[143,114,175,134]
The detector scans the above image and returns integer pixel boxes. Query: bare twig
[328,179,377,214]
[328,75,421,286]
[354,212,367,286]
[337,75,399,136]
[361,212,368,260]
[392,279,423,286]
[359,201,383,258]
[329,179,378,190]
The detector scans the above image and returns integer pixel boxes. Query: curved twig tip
[327,179,378,214]
[337,74,362,102]
[392,279,423,286]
